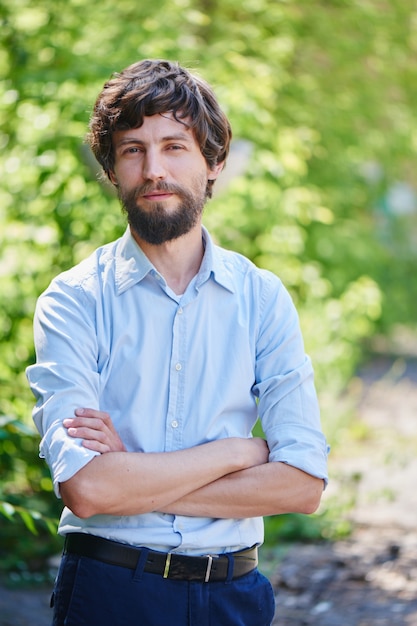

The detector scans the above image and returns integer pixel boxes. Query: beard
[118,178,208,245]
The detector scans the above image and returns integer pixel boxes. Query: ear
[108,170,118,186]
[208,161,224,181]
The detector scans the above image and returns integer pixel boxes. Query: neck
[131,223,204,295]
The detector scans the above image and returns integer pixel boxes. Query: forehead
[113,113,198,147]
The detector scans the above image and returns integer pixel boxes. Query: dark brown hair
[87,59,232,196]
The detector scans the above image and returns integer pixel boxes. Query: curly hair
[87,59,232,197]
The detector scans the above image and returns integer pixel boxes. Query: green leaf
[18,510,39,535]
[0,501,15,520]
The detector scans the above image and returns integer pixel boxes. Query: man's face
[110,114,222,245]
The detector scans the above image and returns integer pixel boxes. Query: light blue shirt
[27,226,328,555]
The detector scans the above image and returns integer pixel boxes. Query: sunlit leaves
[1,0,415,401]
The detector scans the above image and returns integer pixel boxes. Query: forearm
[60,437,268,518]
[160,462,325,519]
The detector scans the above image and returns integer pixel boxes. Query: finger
[66,426,107,442]
[73,410,114,432]
[82,439,112,454]
[65,417,110,433]
[75,408,111,421]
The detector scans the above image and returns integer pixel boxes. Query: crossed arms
[59,408,324,520]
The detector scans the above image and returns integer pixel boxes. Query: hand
[63,408,126,454]
[230,436,270,472]
[247,437,270,467]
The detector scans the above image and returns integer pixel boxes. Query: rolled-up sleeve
[26,277,100,496]
[253,274,329,485]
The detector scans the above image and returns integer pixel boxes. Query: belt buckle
[162,552,216,583]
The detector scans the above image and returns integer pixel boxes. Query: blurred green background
[1,0,417,584]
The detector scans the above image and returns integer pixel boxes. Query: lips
[142,191,174,201]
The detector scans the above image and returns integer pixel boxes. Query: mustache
[132,181,184,198]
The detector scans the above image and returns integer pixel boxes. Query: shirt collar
[114,226,235,295]
[198,227,235,293]
[114,227,154,295]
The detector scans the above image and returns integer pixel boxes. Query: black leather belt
[64,533,258,583]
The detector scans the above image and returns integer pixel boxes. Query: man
[27,59,328,626]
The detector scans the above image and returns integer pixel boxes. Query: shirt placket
[165,303,186,451]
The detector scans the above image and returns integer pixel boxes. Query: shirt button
[178,307,183,314]
[175,363,182,371]
[171,420,179,428]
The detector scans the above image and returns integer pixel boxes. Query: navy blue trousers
[51,552,275,625]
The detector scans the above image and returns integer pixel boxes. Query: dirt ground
[1,341,416,625]
[269,526,417,625]
[269,345,417,625]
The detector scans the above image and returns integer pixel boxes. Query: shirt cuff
[267,424,329,487]
[39,419,100,497]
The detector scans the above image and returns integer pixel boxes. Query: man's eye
[121,146,142,155]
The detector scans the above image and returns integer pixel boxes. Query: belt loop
[133,547,149,582]
[225,554,234,585]
[204,555,213,583]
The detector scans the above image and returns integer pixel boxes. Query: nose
[142,149,166,182]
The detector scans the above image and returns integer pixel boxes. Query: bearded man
[27,59,328,626]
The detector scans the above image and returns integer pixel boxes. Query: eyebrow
[114,132,193,148]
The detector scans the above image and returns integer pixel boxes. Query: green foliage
[0,416,62,578]
[1,0,417,571]
[0,501,56,536]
